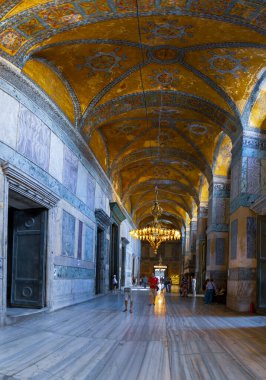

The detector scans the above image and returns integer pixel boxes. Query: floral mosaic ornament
[188,124,208,135]
[116,0,155,12]
[142,21,193,41]
[0,28,26,55]
[78,0,110,15]
[78,48,127,77]
[204,51,249,79]
[149,69,179,88]
[154,166,170,178]
[17,18,45,37]
[39,4,82,28]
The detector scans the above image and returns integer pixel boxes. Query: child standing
[123,286,133,313]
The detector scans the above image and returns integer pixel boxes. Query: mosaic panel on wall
[17,105,51,171]
[62,210,76,257]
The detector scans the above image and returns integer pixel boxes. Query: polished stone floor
[0,289,266,380]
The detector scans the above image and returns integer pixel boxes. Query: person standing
[123,286,133,313]
[148,273,158,305]
[205,278,216,304]
[192,276,196,297]
[112,274,118,293]
[142,275,148,288]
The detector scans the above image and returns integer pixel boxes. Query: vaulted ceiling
[0,0,265,230]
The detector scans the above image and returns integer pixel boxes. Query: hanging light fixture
[130,187,181,254]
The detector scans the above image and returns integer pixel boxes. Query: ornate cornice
[2,162,60,208]
[95,209,111,228]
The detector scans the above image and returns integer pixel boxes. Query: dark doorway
[95,227,103,294]
[110,223,119,289]
[7,191,47,308]
[257,216,266,310]
[121,245,126,287]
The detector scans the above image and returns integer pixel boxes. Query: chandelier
[130,187,181,254]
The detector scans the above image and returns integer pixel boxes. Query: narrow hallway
[0,290,265,380]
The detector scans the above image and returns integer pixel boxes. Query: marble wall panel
[84,224,94,261]
[87,173,95,210]
[214,198,226,224]
[17,104,51,170]
[207,239,210,266]
[77,221,83,260]
[63,146,78,194]
[261,159,266,195]
[62,210,75,257]
[230,219,238,259]
[231,161,240,200]
[95,183,107,211]
[0,90,19,148]
[247,217,256,259]
[247,157,260,194]
[76,162,87,204]
[215,238,225,265]
[49,132,63,182]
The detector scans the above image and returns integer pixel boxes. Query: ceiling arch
[0,0,265,232]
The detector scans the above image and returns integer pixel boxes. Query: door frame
[2,163,59,313]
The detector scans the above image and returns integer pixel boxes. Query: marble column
[0,167,8,317]
[206,177,230,289]
[183,222,191,274]
[189,218,197,273]
[195,203,208,291]
[227,131,266,311]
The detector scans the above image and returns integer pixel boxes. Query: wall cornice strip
[2,163,60,208]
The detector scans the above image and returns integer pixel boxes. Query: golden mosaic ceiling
[0,0,265,229]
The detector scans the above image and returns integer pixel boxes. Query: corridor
[0,290,266,380]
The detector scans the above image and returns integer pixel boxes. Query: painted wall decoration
[216,238,225,265]
[230,219,238,260]
[63,146,79,194]
[17,105,51,171]
[84,224,94,261]
[247,217,256,259]
[62,211,76,257]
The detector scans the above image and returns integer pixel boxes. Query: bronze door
[11,209,47,308]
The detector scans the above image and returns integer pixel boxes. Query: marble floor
[0,289,266,380]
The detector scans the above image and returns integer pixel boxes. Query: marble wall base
[227,279,256,312]
[51,279,95,310]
